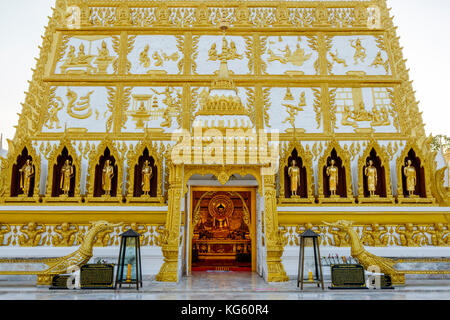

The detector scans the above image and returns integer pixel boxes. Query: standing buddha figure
[102,160,114,196]
[288,160,301,197]
[326,159,339,197]
[19,159,34,196]
[404,159,417,197]
[141,160,153,196]
[364,160,378,197]
[60,160,74,196]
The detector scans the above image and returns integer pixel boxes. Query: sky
[0,0,449,150]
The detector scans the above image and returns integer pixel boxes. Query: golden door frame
[187,186,257,275]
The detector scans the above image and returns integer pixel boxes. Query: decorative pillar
[263,173,289,282]
[156,164,183,282]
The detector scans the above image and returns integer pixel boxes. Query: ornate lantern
[297,229,324,290]
[115,229,143,290]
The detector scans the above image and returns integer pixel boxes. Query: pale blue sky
[0,0,449,148]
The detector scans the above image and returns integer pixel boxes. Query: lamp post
[297,229,324,290]
[115,229,143,290]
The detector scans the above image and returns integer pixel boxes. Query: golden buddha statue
[404,159,417,197]
[326,159,339,197]
[364,160,378,197]
[60,160,74,196]
[19,159,34,196]
[102,160,114,196]
[288,160,301,197]
[141,160,153,196]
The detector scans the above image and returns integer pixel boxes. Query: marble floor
[0,272,449,300]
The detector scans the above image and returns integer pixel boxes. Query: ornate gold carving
[52,223,78,247]
[357,140,395,204]
[282,90,306,128]
[126,139,164,204]
[318,140,354,203]
[19,222,46,247]
[2,138,41,203]
[0,221,122,286]
[279,141,315,204]
[85,137,124,203]
[396,141,435,204]
[44,136,82,203]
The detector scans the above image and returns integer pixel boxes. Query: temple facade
[0,0,449,284]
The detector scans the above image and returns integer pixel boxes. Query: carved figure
[397,223,420,247]
[326,159,339,196]
[140,45,151,68]
[350,38,367,64]
[329,49,348,67]
[0,225,11,246]
[19,159,34,196]
[60,160,74,196]
[19,222,45,247]
[364,160,378,196]
[141,160,153,196]
[404,159,417,196]
[102,160,114,196]
[288,160,301,196]
[52,223,78,246]
[268,43,312,67]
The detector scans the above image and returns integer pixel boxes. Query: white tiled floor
[0,272,449,300]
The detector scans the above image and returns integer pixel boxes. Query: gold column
[263,174,289,282]
[156,164,183,282]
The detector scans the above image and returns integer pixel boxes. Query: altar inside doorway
[190,188,256,272]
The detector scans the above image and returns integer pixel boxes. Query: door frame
[187,186,257,275]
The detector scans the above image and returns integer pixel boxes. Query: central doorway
[189,187,257,272]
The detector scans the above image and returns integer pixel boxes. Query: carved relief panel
[54,35,120,75]
[265,87,322,133]
[331,87,399,134]
[326,35,391,76]
[192,36,252,75]
[43,86,113,133]
[261,36,318,76]
[127,35,184,75]
[121,86,183,133]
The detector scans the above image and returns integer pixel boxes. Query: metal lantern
[297,229,324,290]
[115,229,143,290]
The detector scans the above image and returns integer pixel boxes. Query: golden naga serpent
[0,221,122,286]
[323,220,450,285]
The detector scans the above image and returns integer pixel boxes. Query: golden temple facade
[0,0,448,284]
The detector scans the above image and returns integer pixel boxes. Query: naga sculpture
[0,221,122,286]
[323,220,450,285]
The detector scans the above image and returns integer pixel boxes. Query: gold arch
[357,140,395,204]
[1,138,41,203]
[126,141,164,203]
[45,138,82,202]
[396,140,435,204]
[318,139,354,203]
[85,137,124,203]
[279,141,315,204]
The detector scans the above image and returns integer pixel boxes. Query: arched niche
[323,149,347,198]
[284,149,308,198]
[10,147,36,197]
[278,143,315,204]
[400,148,426,198]
[126,142,164,203]
[133,148,158,198]
[318,141,354,203]
[359,147,390,199]
[50,147,76,198]
[93,147,119,198]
